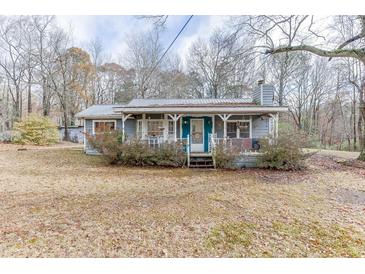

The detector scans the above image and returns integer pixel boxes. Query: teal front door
[182,116,212,152]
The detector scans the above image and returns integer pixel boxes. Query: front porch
[120,112,279,155]
[115,112,280,168]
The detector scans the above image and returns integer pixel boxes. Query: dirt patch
[308,154,350,171]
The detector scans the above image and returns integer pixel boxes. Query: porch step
[189,155,214,168]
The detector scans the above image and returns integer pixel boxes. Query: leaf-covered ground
[0,145,364,257]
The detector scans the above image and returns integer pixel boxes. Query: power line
[144,15,194,89]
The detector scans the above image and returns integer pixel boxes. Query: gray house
[76,83,287,167]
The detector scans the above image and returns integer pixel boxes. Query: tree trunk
[27,79,32,114]
[14,85,20,120]
[42,79,50,116]
[278,77,284,106]
[353,92,357,150]
[62,84,70,141]
[357,76,365,160]
[63,111,69,141]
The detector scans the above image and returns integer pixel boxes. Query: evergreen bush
[13,115,59,145]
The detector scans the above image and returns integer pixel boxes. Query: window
[227,122,238,138]
[147,120,164,137]
[168,120,174,136]
[93,121,115,134]
[227,121,250,138]
[237,121,250,138]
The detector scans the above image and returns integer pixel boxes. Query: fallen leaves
[0,147,365,257]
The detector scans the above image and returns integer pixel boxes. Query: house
[76,82,288,167]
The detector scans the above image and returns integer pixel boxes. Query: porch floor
[190,152,212,157]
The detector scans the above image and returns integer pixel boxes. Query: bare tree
[123,29,163,98]
[32,15,56,116]
[240,15,365,158]
[187,29,254,98]
[0,17,27,120]
[20,17,38,114]
[267,53,302,106]
[137,15,169,29]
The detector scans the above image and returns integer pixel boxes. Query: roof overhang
[75,114,121,119]
[113,106,288,114]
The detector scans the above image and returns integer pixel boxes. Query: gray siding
[233,154,263,168]
[84,118,133,155]
[214,115,270,139]
[252,116,269,139]
[59,126,84,143]
[262,84,274,106]
[84,119,99,155]
[252,87,262,105]
[214,115,224,138]
[118,119,136,139]
[252,84,274,106]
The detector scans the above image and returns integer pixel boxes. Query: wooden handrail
[186,134,190,167]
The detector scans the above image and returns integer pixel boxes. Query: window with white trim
[93,121,115,134]
[227,121,250,138]
[147,120,164,137]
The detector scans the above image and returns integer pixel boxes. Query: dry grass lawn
[1,145,365,257]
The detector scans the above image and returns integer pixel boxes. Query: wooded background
[0,15,364,152]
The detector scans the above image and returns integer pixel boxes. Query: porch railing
[136,135,191,166]
[209,136,259,154]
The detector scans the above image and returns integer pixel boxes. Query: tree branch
[266,44,365,61]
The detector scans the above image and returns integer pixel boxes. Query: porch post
[275,113,279,138]
[218,114,232,139]
[121,113,132,142]
[174,119,177,142]
[167,114,182,142]
[268,113,278,139]
[121,114,125,142]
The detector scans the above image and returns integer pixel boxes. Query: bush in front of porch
[86,132,186,167]
[212,143,241,169]
[258,129,309,171]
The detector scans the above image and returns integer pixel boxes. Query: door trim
[190,118,204,152]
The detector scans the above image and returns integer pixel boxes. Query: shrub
[212,142,240,169]
[13,115,59,145]
[149,142,186,167]
[87,131,124,164]
[258,129,309,170]
[87,132,186,167]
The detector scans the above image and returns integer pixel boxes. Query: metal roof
[116,106,288,114]
[127,98,253,107]
[75,104,125,118]
[75,98,288,118]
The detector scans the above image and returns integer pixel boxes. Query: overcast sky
[56,15,229,64]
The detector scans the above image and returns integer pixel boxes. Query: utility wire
[143,15,194,89]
